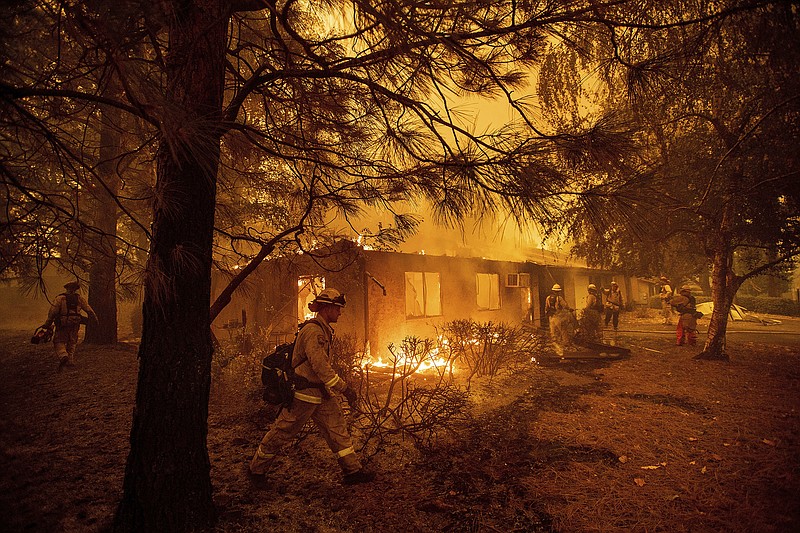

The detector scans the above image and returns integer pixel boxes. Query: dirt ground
[1,314,799,532]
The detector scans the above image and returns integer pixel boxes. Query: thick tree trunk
[113,2,228,531]
[85,239,118,344]
[85,81,121,345]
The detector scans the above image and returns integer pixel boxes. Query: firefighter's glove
[331,379,348,394]
[342,386,358,407]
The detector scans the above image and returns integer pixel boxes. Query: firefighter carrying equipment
[31,326,53,344]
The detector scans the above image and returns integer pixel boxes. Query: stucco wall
[212,247,638,358]
[360,251,530,359]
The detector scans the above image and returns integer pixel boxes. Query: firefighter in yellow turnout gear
[579,284,604,342]
[545,284,576,355]
[41,280,98,370]
[249,288,375,485]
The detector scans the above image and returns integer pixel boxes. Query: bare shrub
[439,319,547,386]
[342,336,470,455]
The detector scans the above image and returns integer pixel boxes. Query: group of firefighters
[544,277,700,350]
[38,276,700,488]
[544,280,625,351]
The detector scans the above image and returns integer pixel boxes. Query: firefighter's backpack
[260,319,322,406]
[260,341,298,406]
[59,293,88,327]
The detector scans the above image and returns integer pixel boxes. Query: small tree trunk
[696,204,741,361]
[696,251,733,360]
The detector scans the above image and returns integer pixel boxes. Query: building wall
[218,249,538,357]
[572,272,591,309]
[212,247,638,358]
[361,251,531,359]
[211,246,373,349]
[536,267,604,310]
[629,278,656,307]
[211,260,310,346]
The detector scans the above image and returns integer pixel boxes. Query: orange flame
[362,336,455,374]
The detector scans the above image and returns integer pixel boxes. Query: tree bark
[113,1,228,531]
[695,203,741,361]
[84,77,121,345]
[85,227,118,344]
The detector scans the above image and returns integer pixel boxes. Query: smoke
[353,203,546,262]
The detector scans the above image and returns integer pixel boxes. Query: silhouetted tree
[3,0,777,529]
[550,3,800,360]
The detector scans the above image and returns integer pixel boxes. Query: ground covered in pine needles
[1,315,799,532]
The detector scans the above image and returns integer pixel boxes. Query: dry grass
[1,317,798,532]
[520,326,800,533]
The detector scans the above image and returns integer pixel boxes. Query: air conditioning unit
[506,273,530,287]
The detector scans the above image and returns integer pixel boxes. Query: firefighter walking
[603,281,624,331]
[670,286,699,346]
[40,280,98,371]
[249,288,375,486]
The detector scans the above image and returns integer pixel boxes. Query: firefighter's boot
[342,468,376,485]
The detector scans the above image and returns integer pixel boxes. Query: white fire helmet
[588,283,597,291]
[551,284,562,292]
[313,288,347,307]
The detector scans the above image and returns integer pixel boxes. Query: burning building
[211,240,655,360]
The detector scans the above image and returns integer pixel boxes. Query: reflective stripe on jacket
[292,317,342,404]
